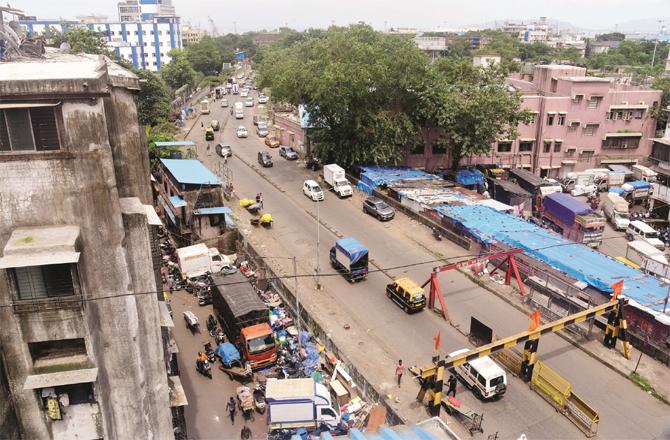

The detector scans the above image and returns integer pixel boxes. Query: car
[210,120,220,131]
[257,121,268,130]
[265,136,280,148]
[220,99,228,108]
[279,146,298,160]
[240,89,249,98]
[258,151,273,167]
[245,98,254,107]
[215,143,232,157]
[363,196,395,221]
[205,127,214,141]
[256,126,269,137]
[258,95,269,104]
[236,126,248,138]
[303,180,324,201]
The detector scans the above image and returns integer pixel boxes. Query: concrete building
[586,40,621,56]
[648,108,670,219]
[18,0,181,72]
[413,35,448,60]
[0,50,180,439]
[156,159,233,245]
[502,17,551,44]
[473,55,501,68]
[403,64,661,176]
[181,25,207,47]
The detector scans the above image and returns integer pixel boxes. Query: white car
[258,95,269,104]
[240,89,249,97]
[236,126,248,138]
[220,99,228,107]
[303,180,324,201]
[245,98,254,107]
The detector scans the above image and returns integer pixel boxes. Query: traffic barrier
[491,349,522,375]
[566,393,600,438]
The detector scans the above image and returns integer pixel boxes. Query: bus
[200,99,210,115]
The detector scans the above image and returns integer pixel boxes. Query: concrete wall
[0,77,172,438]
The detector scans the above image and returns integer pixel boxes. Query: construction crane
[410,295,631,417]
[208,16,219,37]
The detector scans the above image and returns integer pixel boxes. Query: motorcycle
[196,359,212,379]
[432,226,443,241]
[204,342,217,364]
[206,315,217,333]
[253,383,266,414]
[306,156,322,171]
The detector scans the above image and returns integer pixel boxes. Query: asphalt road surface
[186,88,670,439]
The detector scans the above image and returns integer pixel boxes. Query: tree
[161,49,197,90]
[52,27,111,56]
[419,58,533,170]
[652,75,670,132]
[147,121,180,172]
[596,32,626,42]
[258,24,428,167]
[134,69,172,126]
[186,36,222,75]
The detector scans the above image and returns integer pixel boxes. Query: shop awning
[144,205,162,226]
[604,132,642,139]
[0,102,60,109]
[23,368,98,390]
[653,137,670,146]
[601,159,638,164]
[0,226,80,269]
[193,206,232,216]
[609,104,648,111]
[158,301,174,328]
[540,165,561,169]
[519,138,536,142]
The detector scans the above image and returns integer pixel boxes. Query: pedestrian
[241,425,251,440]
[259,192,263,209]
[224,156,228,165]
[395,359,405,387]
[207,143,211,156]
[201,121,204,128]
[447,374,457,398]
[226,397,237,424]
[255,193,261,205]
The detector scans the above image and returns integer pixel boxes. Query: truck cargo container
[329,237,368,281]
[542,192,604,247]
[176,244,231,278]
[266,378,340,431]
[602,193,630,230]
[211,272,277,369]
[322,164,353,198]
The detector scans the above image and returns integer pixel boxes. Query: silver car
[363,196,395,221]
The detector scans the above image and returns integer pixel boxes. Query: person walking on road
[395,360,405,387]
[227,397,237,424]
[447,374,457,398]
[207,143,211,156]
[259,193,263,209]
[241,425,251,440]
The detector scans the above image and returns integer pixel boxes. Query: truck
[329,237,368,282]
[211,271,277,369]
[542,192,605,248]
[200,99,211,115]
[632,164,657,182]
[265,378,340,431]
[626,240,670,280]
[509,168,562,214]
[234,101,244,119]
[176,244,231,278]
[621,180,652,201]
[602,192,630,230]
[322,164,353,198]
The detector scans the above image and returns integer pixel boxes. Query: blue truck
[329,237,369,282]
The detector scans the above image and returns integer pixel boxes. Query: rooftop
[160,159,221,186]
[559,76,612,83]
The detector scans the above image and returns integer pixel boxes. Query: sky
[17,0,670,33]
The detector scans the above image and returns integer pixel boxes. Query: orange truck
[211,272,277,369]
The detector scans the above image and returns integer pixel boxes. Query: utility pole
[651,20,663,67]
[315,199,321,290]
[293,256,301,348]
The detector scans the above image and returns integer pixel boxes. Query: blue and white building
[19,0,181,72]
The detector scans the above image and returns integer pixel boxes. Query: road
[187,88,670,439]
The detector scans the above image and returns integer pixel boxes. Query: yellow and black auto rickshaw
[385,277,426,313]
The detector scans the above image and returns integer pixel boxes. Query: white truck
[632,164,657,182]
[266,378,340,430]
[602,192,629,230]
[176,243,231,278]
[234,101,244,119]
[323,164,353,198]
[200,99,211,115]
[626,240,670,279]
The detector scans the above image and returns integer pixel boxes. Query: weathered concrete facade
[0,51,173,439]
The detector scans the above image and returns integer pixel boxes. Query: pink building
[404,64,662,177]
[273,112,307,155]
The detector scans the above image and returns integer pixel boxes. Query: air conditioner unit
[621,101,628,105]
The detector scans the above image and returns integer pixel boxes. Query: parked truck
[329,237,368,282]
[621,180,652,201]
[211,271,277,369]
[176,243,232,278]
[602,192,630,230]
[542,192,605,248]
[322,164,353,198]
[626,240,670,279]
[632,164,657,182]
[265,378,340,431]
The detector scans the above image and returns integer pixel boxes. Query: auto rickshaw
[250,213,273,228]
[183,310,199,332]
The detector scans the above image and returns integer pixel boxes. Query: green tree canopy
[419,58,532,170]
[186,36,222,75]
[134,69,172,126]
[52,27,111,56]
[652,75,670,132]
[161,49,197,90]
[596,32,626,42]
[258,24,428,167]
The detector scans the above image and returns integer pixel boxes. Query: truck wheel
[386,290,391,298]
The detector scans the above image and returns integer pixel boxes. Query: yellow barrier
[491,349,522,375]
[531,361,571,409]
[566,393,600,438]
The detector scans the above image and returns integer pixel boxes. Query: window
[543,141,551,153]
[587,96,603,109]
[564,148,576,157]
[634,110,644,119]
[572,94,583,103]
[519,141,534,152]
[320,407,336,418]
[0,107,60,152]
[13,264,75,300]
[29,338,87,364]
[554,141,562,153]
[602,137,640,149]
[579,150,594,162]
[477,373,486,386]
[547,114,555,125]
[583,124,598,136]
[557,114,566,126]
[497,141,512,153]
[551,78,558,93]
[41,382,95,406]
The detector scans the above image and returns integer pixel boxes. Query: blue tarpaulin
[215,342,241,365]
[626,180,651,190]
[543,192,591,225]
[437,204,670,318]
[169,195,186,208]
[335,237,368,264]
[456,169,484,187]
[357,166,440,193]
[609,187,625,196]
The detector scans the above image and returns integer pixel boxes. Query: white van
[449,349,507,400]
[302,180,324,202]
[626,220,665,250]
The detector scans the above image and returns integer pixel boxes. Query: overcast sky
[16,0,670,33]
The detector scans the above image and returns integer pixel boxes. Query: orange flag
[611,280,624,301]
[528,310,541,332]
[433,331,441,351]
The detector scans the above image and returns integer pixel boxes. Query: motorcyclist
[197,351,207,370]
